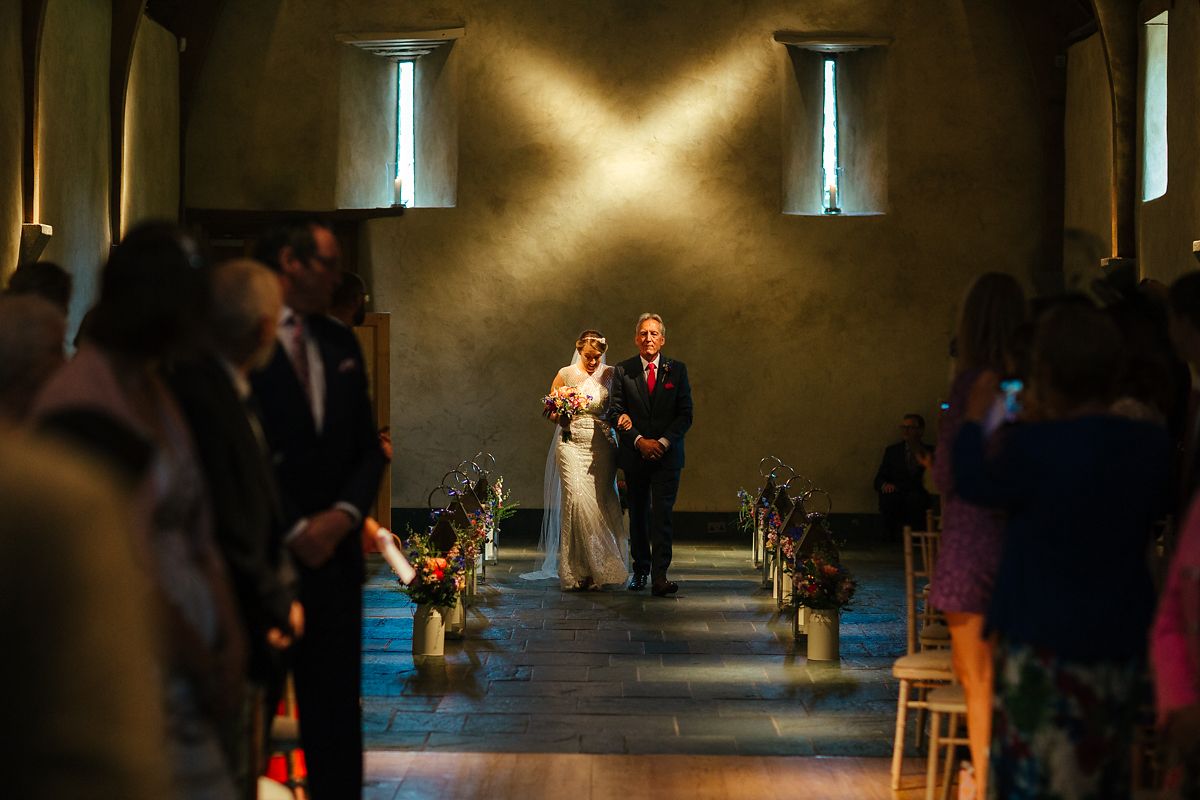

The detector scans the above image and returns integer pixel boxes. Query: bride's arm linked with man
[610,313,694,597]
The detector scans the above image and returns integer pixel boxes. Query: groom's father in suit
[612,313,694,596]
[251,220,386,799]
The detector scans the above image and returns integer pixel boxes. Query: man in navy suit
[611,313,694,596]
[873,413,933,540]
[250,221,386,799]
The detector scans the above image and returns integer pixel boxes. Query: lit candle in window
[393,175,403,206]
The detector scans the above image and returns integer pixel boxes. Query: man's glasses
[900,424,922,431]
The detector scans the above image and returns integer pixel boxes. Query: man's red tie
[646,362,656,395]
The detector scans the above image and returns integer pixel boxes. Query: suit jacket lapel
[267,343,318,438]
[632,357,650,410]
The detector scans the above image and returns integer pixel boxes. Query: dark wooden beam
[1090,0,1138,260]
[109,0,147,242]
[21,0,48,223]
[185,206,405,240]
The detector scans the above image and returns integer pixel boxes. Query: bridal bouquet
[401,528,466,608]
[792,553,856,610]
[543,386,592,441]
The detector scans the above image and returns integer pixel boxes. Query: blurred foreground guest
[928,272,1026,798]
[32,222,246,799]
[1152,493,1200,797]
[1168,273,1200,510]
[955,301,1169,799]
[167,258,301,798]
[872,413,932,541]
[328,270,367,328]
[252,220,385,798]
[0,295,65,422]
[1107,287,1185,429]
[5,260,72,314]
[1,430,168,799]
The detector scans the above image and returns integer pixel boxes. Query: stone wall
[190,0,1056,513]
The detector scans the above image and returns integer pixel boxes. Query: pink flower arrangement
[791,554,856,609]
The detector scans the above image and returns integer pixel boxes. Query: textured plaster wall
[335,44,395,209]
[37,0,112,332]
[187,0,340,210]
[122,17,180,232]
[1063,34,1112,288]
[191,0,1051,513]
[1137,2,1200,282]
[0,6,22,281]
[188,0,398,211]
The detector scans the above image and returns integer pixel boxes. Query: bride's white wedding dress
[524,363,629,589]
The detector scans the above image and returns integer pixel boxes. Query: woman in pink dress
[1151,496,1200,796]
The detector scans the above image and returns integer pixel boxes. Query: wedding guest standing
[1168,272,1200,510]
[955,301,1169,799]
[927,272,1026,799]
[0,295,65,423]
[1151,492,1200,797]
[32,222,246,799]
[167,258,301,796]
[872,413,933,541]
[2,430,168,799]
[251,220,386,798]
[4,260,72,314]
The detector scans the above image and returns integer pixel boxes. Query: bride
[522,330,629,590]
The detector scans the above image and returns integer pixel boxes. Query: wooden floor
[364,751,930,799]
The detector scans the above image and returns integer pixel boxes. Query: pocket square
[337,358,359,373]
[664,382,675,390]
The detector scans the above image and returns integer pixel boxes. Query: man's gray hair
[210,258,282,367]
[635,312,666,336]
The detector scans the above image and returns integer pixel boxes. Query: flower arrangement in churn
[401,527,466,608]
[543,385,592,441]
[457,510,491,564]
[737,488,756,535]
[489,476,518,527]
[761,509,783,549]
[792,552,856,610]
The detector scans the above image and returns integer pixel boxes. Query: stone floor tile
[462,713,530,735]
[620,681,692,698]
[490,680,623,697]
[623,735,739,755]
[676,715,779,738]
[530,665,590,681]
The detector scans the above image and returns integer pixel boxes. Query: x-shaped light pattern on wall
[478,39,772,260]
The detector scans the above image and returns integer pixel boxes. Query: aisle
[361,538,908,761]
[363,751,929,799]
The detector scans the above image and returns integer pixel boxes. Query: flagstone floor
[361,536,911,762]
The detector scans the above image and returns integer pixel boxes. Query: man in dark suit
[611,313,694,597]
[166,258,300,795]
[250,221,386,799]
[873,413,934,540]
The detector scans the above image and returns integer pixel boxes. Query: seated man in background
[873,413,934,540]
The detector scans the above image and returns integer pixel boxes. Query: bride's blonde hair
[576,329,608,354]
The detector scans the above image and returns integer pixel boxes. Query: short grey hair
[210,258,282,367]
[635,313,665,336]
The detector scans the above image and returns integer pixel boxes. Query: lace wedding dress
[524,363,629,589]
